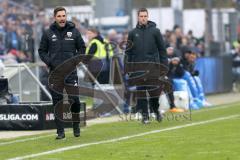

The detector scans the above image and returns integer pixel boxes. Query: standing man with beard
[38,7,86,139]
[125,8,168,124]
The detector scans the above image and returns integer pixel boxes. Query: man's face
[167,47,174,56]
[138,11,148,26]
[172,58,180,65]
[54,10,67,28]
[187,53,197,63]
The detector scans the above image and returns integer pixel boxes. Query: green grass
[81,97,93,109]
[0,103,240,160]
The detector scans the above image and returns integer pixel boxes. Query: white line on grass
[1,103,238,146]
[0,129,80,146]
[0,134,54,146]
[7,114,239,160]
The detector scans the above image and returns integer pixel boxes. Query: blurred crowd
[0,0,34,63]
[0,0,239,92]
[0,0,205,65]
[0,0,51,64]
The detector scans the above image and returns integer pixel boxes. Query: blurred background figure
[86,28,113,84]
[166,47,185,112]
[232,45,240,92]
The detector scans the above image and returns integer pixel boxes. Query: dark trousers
[167,90,175,109]
[136,87,160,119]
[166,77,175,109]
[49,77,81,134]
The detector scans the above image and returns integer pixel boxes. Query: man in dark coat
[125,8,168,124]
[38,7,86,139]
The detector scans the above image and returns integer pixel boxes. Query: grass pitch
[0,103,240,160]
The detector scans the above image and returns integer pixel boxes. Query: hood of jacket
[136,20,156,29]
[50,21,75,31]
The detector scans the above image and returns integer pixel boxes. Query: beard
[57,20,66,27]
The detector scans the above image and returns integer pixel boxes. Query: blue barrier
[195,56,232,94]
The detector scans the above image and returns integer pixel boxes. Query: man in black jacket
[125,8,168,124]
[38,7,86,139]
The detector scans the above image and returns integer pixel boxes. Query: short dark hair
[87,27,100,35]
[137,8,148,16]
[54,6,66,16]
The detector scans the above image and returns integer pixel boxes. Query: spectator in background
[181,50,209,108]
[195,41,205,57]
[5,20,21,51]
[0,33,5,55]
[105,29,119,55]
[86,27,113,84]
[168,32,177,48]
[166,47,185,112]
[179,36,190,57]
[232,35,240,50]
[187,30,198,47]
[232,45,240,92]
[181,50,199,77]
[173,25,183,49]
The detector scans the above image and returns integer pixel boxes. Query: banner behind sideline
[0,102,86,130]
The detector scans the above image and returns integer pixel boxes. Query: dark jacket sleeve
[75,30,86,55]
[38,31,50,66]
[155,29,168,66]
[125,31,134,62]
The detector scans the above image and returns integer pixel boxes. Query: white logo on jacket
[51,34,57,41]
[67,32,72,37]
[65,32,74,40]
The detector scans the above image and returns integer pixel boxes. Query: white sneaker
[150,113,156,120]
[135,112,142,120]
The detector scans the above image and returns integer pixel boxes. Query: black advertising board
[0,102,86,130]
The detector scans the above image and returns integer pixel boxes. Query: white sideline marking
[0,134,54,146]
[0,129,78,146]
[1,103,238,146]
[7,114,239,160]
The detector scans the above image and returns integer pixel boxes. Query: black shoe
[55,133,65,140]
[73,123,80,137]
[141,115,150,124]
[142,119,150,124]
[156,111,163,122]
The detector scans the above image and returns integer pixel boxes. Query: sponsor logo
[52,34,56,38]
[67,32,72,37]
[45,113,55,121]
[63,112,72,120]
[0,114,39,121]
[45,112,72,121]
